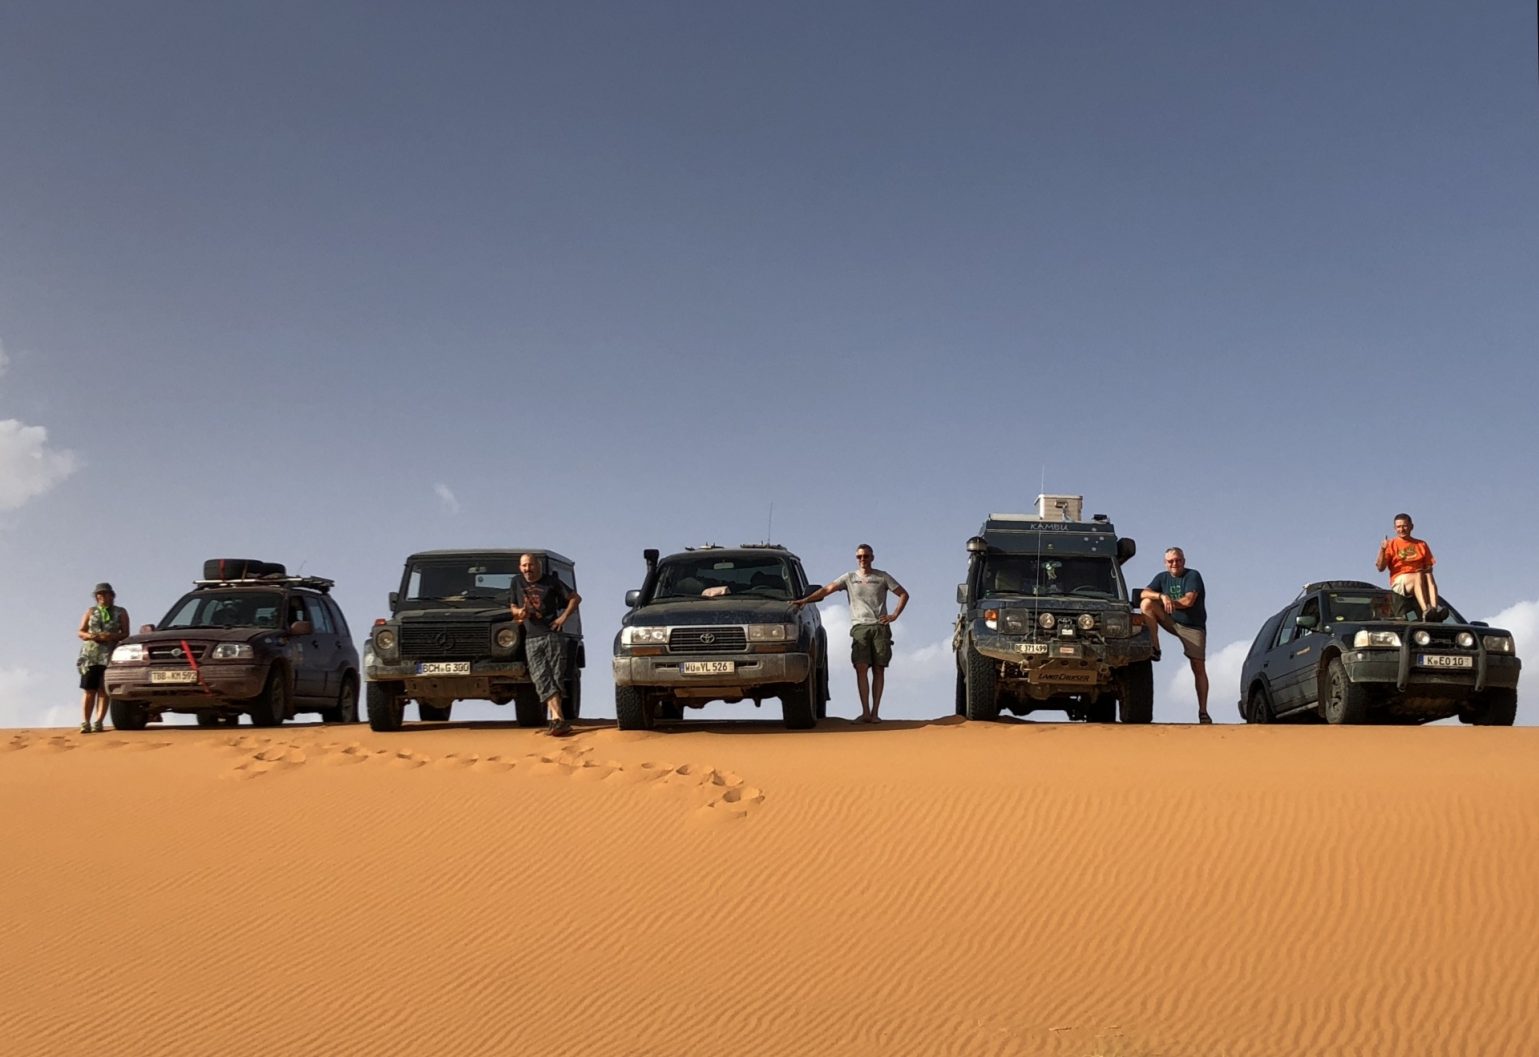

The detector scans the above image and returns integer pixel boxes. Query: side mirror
[139,624,156,635]
[966,536,988,555]
[289,620,314,636]
[388,591,399,608]
[1296,614,1318,630]
[1116,537,1137,565]
[956,584,971,605]
[624,589,641,607]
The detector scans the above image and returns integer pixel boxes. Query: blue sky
[3,0,1535,727]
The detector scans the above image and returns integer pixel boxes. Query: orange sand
[3,718,1537,1057]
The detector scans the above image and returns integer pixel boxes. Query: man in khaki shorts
[792,544,909,723]
[1375,513,1444,621]
[1139,547,1210,724]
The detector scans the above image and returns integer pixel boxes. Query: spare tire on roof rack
[203,559,286,581]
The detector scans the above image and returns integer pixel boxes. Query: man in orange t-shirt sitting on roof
[1375,512,1444,621]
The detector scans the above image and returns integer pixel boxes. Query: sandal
[1198,712,1212,725]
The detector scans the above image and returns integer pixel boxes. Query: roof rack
[738,543,788,550]
[1297,579,1379,597]
[194,575,336,593]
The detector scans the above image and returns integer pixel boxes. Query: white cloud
[433,482,461,515]
[1160,636,1251,724]
[0,419,78,511]
[0,666,74,729]
[0,337,78,511]
[1483,600,1536,687]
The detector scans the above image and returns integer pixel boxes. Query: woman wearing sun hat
[76,583,129,733]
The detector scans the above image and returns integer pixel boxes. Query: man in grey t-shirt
[792,544,909,723]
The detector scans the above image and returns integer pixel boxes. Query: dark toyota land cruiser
[612,545,829,730]
[105,559,360,729]
[953,495,1154,723]
[364,549,584,731]
[1239,580,1520,725]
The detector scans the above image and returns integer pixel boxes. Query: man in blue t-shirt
[1139,547,1210,724]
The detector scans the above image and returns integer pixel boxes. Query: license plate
[1418,654,1473,669]
[1016,643,1048,655]
[151,670,198,684]
[416,662,471,675]
[681,660,735,675]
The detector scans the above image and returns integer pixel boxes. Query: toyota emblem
[700,632,716,644]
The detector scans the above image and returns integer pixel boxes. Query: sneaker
[79,722,91,734]
[1150,645,1162,662]
[92,721,105,733]
[551,719,574,738]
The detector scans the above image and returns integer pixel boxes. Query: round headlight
[495,627,519,649]
[376,629,397,651]
[1455,631,1475,649]
[1038,612,1056,630]
[1077,613,1095,631]
[1412,630,1431,646]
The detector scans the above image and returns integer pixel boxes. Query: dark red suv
[105,560,361,729]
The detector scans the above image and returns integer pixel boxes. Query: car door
[1285,596,1327,711]
[1263,603,1307,712]
[303,592,341,702]
[286,593,328,702]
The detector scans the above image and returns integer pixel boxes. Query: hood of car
[626,598,802,626]
[127,626,279,646]
[394,606,515,623]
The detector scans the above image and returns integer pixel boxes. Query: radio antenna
[766,502,774,544]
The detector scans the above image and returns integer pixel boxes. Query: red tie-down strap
[180,639,215,696]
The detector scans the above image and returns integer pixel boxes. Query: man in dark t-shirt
[510,553,582,736]
[1139,546,1210,724]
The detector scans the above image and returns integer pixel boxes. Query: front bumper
[613,652,811,693]
[365,658,530,696]
[1343,651,1521,696]
[106,662,268,703]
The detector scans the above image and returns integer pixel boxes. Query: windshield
[980,555,1121,599]
[161,591,286,630]
[653,556,795,601]
[404,559,522,603]
[1326,591,1464,625]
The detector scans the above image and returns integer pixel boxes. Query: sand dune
[3,718,1537,1057]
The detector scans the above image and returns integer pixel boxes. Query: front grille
[399,622,490,659]
[149,643,208,662]
[669,627,747,654]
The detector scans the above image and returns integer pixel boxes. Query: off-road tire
[418,701,452,722]
[1117,659,1155,724]
[781,670,817,730]
[615,685,652,731]
[1467,687,1517,727]
[110,698,150,731]
[964,644,1000,721]
[1322,658,1369,725]
[513,686,545,728]
[564,669,581,720]
[955,667,967,716]
[367,680,406,732]
[249,670,289,728]
[815,650,829,721]
[1245,685,1273,724]
[321,676,359,724]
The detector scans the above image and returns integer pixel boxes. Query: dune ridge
[3,720,1537,1056]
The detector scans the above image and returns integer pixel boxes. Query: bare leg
[852,663,872,720]
[1423,572,1441,613]
[869,667,885,721]
[80,689,94,731]
[1192,659,1210,720]
[92,691,109,728]
[546,694,565,723]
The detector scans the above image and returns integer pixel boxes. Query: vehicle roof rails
[194,575,336,593]
[1297,579,1379,597]
[738,542,788,550]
